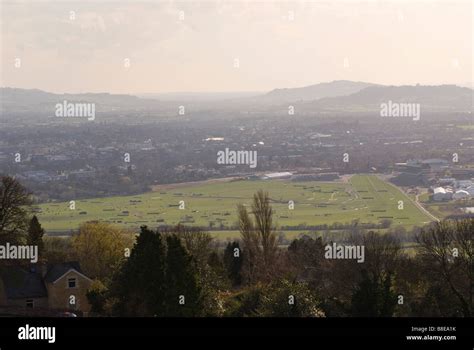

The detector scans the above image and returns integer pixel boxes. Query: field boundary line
[376,175,440,223]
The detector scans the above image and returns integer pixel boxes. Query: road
[414,193,440,222]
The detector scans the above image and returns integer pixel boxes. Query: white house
[433,187,453,201]
[453,190,470,200]
[466,186,474,196]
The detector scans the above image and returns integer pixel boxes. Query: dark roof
[0,266,47,299]
[44,262,83,283]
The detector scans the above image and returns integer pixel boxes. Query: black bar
[0,317,472,347]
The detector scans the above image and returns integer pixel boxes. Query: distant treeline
[169,219,393,233]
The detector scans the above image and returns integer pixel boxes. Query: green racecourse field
[35,175,434,239]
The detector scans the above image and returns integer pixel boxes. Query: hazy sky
[1,0,472,94]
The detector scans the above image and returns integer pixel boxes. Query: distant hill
[301,84,473,113]
[0,87,144,108]
[262,80,377,103]
[1,83,471,123]
[0,88,179,123]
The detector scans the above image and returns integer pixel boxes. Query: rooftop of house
[43,262,83,283]
[0,262,85,300]
[0,266,47,299]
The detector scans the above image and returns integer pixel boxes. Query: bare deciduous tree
[238,190,279,283]
[417,219,473,317]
